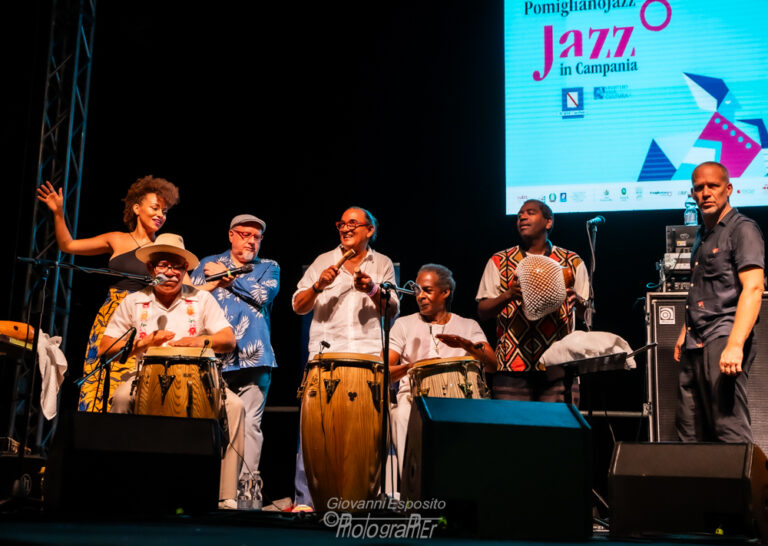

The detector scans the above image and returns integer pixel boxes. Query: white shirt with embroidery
[104,284,232,344]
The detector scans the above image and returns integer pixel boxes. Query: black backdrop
[4,0,767,500]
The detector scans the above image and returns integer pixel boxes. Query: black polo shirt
[685,208,765,349]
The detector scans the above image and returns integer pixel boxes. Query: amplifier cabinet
[646,292,768,452]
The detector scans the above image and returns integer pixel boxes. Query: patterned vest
[493,245,583,372]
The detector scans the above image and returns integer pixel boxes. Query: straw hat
[135,233,199,270]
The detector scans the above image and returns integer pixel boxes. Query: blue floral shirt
[192,251,279,372]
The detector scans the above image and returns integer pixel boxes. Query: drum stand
[377,282,416,499]
[75,327,136,413]
[377,285,395,499]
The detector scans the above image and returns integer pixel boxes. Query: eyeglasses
[231,229,263,242]
[335,220,371,231]
[154,261,187,273]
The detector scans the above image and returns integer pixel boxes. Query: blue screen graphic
[504,0,768,213]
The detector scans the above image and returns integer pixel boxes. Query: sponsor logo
[593,85,631,100]
[560,87,584,119]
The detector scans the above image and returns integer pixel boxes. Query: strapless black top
[108,248,149,292]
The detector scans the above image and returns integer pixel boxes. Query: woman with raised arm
[36,175,180,411]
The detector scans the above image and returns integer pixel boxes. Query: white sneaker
[218,498,238,510]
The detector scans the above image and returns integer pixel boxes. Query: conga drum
[134,346,222,419]
[408,356,489,400]
[298,352,383,512]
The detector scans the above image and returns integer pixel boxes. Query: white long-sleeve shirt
[293,246,399,357]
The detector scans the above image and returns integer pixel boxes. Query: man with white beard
[193,214,280,507]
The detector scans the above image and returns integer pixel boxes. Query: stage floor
[0,509,760,545]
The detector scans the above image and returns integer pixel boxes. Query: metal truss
[15,0,97,453]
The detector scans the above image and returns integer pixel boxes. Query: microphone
[404,280,422,296]
[586,215,606,226]
[119,327,137,364]
[149,273,169,286]
[205,263,254,282]
[380,281,419,296]
[199,337,210,358]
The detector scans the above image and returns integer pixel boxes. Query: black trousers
[492,371,580,406]
[675,334,755,443]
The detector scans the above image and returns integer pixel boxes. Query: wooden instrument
[562,266,574,289]
[408,356,489,400]
[299,352,383,512]
[0,321,35,343]
[335,248,356,269]
[134,346,222,419]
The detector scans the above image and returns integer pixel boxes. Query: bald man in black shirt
[674,161,765,443]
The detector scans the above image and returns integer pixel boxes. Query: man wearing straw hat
[98,233,245,510]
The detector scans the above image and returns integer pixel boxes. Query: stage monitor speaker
[401,397,592,541]
[608,442,768,542]
[646,292,768,453]
[45,412,221,515]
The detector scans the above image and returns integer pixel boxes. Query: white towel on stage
[539,331,636,369]
[37,332,68,420]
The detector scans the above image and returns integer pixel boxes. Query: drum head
[411,356,479,369]
[309,352,383,365]
[144,346,216,359]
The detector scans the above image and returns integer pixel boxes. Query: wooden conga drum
[299,352,383,512]
[408,356,489,400]
[134,346,222,419]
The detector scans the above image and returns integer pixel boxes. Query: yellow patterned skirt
[78,288,138,412]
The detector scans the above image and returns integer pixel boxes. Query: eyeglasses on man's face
[153,261,187,273]
[335,220,371,231]
[231,229,263,242]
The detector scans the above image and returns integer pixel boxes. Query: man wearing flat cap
[99,233,245,509]
[192,214,280,500]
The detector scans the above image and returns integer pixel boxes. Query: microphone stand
[15,260,50,458]
[378,284,394,501]
[584,222,599,330]
[17,257,152,284]
[377,282,414,500]
[74,327,136,414]
[15,256,151,439]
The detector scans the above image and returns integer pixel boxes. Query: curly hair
[122,175,180,230]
